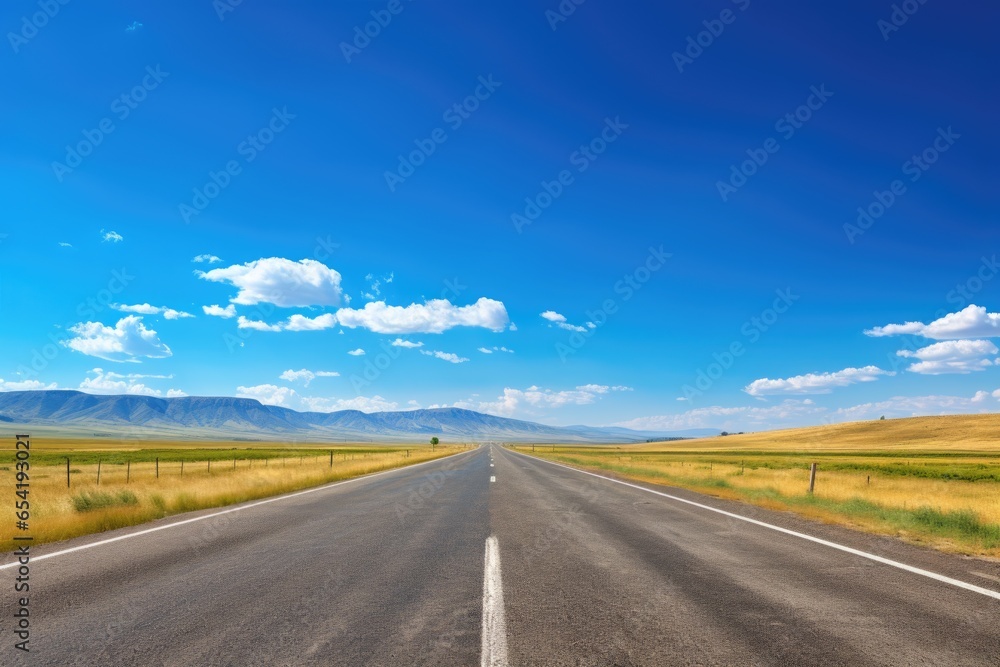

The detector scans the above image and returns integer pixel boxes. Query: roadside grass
[2,443,467,551]
[514,447,1000,557]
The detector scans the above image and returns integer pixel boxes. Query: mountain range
[0,390,718,443]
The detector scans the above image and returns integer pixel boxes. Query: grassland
[3,438,467,551]
[514,414,1000,558]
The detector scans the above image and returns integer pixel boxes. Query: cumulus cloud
[336,298,509,334]
[391,338,424,348]
[420,350,469,364]
[301,395,398,413]
[279,369,339,386]
[283,313,337,332]
[236,384,298,407]
[347,348,366,356]
[474,384,627,417]
[744,366,893,396]
[78,368,183,397]
[113,303,194,320]
[192,254,222,264]
[236,316,283,332]
[865,305,1000,340]
[478,346,514,354]
[63,316,172,362]
[833,392,997,422]
[616,399,825,431]
[203,304,237,319]
[540,310,586,332]
[896,339,999,375]
[0,379,58,391]
[101,229,123,243]
[197,257,343,307]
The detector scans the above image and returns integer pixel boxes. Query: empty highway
[3,445,999,666]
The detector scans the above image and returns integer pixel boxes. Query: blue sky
[1,1,998,431]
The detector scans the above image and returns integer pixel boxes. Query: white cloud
[617,400,824,431]
[336,298,509,334]
[101,229,123,243]
[896,339,999,375]
[0,379,58,391]
[994,389,1000,400]
[865,305,1000,340]
[347,348,366,356]
[391,338,424,348]
[59,242,72,248]
[77,368,184,397]
[744,366,893,396]
[420,350,469,364]
[279,369,339,386]
[283,313,337,332]
[478,347,492,354]
[166,389,188,398]
[833,392,998,421]
[540,310,586,332]
[236,316,283,332]
[478,346,514,354]
[475,384,626,417]
[193,254,222,263]
[113,303,194,320]
[198,257,343,307]
[576,384,633,394]
[236,384,297,407]
[203,304,237,319]
[63,316,172,362]
[301,395,398,413]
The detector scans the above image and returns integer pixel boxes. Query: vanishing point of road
[3,445,999,666]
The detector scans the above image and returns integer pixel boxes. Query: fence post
[66,457,70,489]
[208,460,211,474]
[156,457,159,479]
[233,457,237,470]
[330,451,333,468]
[808,463,818,494]
[181,460,184,476]
[97,459,102,486]
[127,460,131,484]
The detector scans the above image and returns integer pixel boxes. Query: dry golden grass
[637,413,1000,452]
[514,415,1000,557]
[2,443,466,551]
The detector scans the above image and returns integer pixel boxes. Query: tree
[430,437,439,448]
[880,415,886,421]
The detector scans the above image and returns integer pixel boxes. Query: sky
[1,1,998,432]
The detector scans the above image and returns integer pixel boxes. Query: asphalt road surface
[3,445,999,666]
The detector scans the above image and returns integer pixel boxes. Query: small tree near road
[430,437,439,450]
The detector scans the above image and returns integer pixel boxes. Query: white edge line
[1,449,473,570]
[481,535,509,667]
[508,448,1000,602]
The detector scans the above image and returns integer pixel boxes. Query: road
[2,445,999,666]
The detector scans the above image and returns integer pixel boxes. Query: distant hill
[0,390,715,443]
